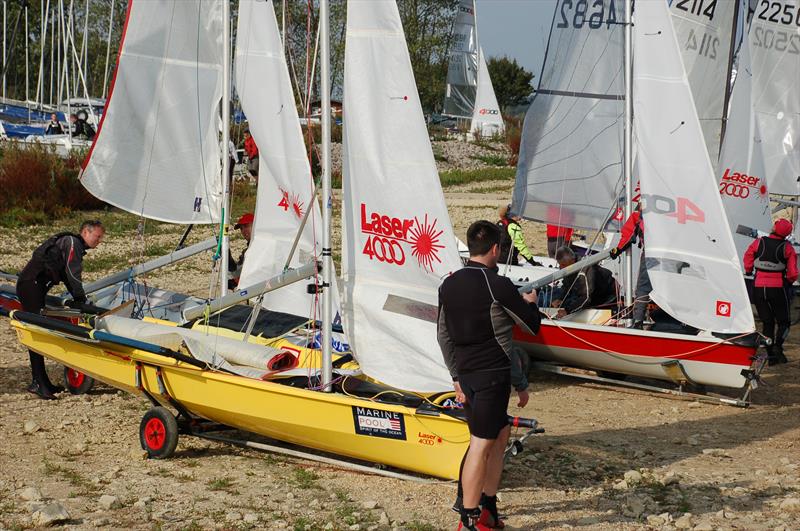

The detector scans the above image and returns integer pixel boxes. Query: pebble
[612,480,628,491]
[693,520,714,531]
[98,494,121,510]
[31,502,70,526]
[764,483,783,496]
[379,512,390,525]
[361,500,379,510]
[779,497,800,511]
[349,525,361,531]
[19,486,43,501]
[225,511,242,522]
[674,513,693,529]
[323,523,334,530]
[243,513,258,524]
[688,401,702,408]
[623,470,642,484]
[23,420,40,434]
[701,448,729,458]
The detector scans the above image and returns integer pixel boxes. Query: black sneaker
[27,381,57,400]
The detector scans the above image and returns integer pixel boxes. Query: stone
[349,525,361,531]
[23,420,40,434]
[379,512,390,525]
[577,516,600,525]
[688,401,702,408]
[646,515,666,526]
[687,436,700,446]
[662,472,680,486]
[779,497,800,511]
[323,524,334,531]
[98,494,121,510]
[701,448,729,457]
[622,495,646,518]
[19,486,43,501]
[74,442,88,454]
[693,520,714,531]
[132,500,147,509]
[309,498,320,508]
[623,470,642,484]
[243,513,258,524]
[612,480,629,491]
[361,500,379,510]
[286,492,295,500]
[764,483,783,496]
[674,513,694,529]
[225,511,242,522]
[31,502,70,526]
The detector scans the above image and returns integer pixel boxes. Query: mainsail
[669,0,737,159]
[717,30,772,263]
[342,0,463,392]
[633,0,754,334]
[235,0,333,319]
[471,47,505,138]
[748,0,800,195]
[80,0,223,224]
[443,0,478,118]
[512,0,625,231]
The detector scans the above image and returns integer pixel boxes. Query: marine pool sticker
[351,406,406,440]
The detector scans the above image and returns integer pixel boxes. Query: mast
[101,0,114,98]
[2,1,5,101]
[623,0,633,308]
[320,0,333,391]
[219,0,232,297]
[718,0,741,157]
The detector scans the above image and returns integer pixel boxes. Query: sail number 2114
[557,0,619,29]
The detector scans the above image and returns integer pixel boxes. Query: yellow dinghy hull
[11,319,469,480]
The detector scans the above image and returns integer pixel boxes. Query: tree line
[1,0,532,114]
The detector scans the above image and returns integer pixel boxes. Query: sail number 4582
[557,0,619,29]
[640,194,705,225]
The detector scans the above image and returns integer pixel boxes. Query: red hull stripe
[514,322,755,367]
[80,0,135,172]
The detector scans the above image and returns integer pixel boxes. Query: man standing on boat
[228,212,254,289]
[45,114,64,135]
[438,220,541,530]
[744,218,797,365]
[610,205,648,328]
[497,204,541,267]
[16,220,105,399]
[243,130,259,181]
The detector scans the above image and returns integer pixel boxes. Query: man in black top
[16,220,105,399]
[438,220,541,531]
[552,246,618,318]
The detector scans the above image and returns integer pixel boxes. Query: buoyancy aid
[754,237,788,272]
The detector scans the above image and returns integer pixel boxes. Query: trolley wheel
[63,367,94,395]
[509,440,524,457]
[139,407,179,459]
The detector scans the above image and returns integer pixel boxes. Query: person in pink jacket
[743,218,798,365]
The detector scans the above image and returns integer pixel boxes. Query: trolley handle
[507,415,544,432]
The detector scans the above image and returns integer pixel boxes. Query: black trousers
[16,276,55,386]
[752,285,791,355]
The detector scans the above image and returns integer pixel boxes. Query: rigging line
[192,0,215,228]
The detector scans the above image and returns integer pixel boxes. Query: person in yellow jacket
[497,204,541,267]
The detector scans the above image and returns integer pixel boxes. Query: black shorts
[459,370,511,440]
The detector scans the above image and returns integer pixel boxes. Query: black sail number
[756,0,800,27]
[557,0,617,29]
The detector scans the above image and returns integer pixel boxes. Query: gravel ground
[0,143,798,530]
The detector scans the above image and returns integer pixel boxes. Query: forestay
[748,0,800,195]
[471,47,505,138]
[717,32,772,264]
[669,0,737,160]
[512,0,625,231]
[443,0,478,118]
[80,0,223,224]
[235,0,335,320]
[342,0,463,392]
[633,0,754,334]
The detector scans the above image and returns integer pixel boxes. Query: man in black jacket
[438,220,541,530]
[552,246,618,318]
[16,220,105,399]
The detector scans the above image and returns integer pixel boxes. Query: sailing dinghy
[512,0,761,402]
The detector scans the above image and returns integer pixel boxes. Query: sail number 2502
[640,194,705,225]
[557,0,619,29]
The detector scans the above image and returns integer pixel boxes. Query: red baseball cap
[234,212,254,229]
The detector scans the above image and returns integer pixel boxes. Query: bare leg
[461,435,495,509]
[482,425,510,496]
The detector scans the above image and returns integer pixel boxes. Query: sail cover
[717,32,772,264]
[342,0,463,392]
[443,0,479,118]
[748,0,800,195]
[235,0,334,320]
[471,47,505,138]
[80,0,223,223]
[669,0,737,160]
[512,0,625,231]
[633,0,754,333]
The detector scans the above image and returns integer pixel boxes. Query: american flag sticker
[352,406,407,441]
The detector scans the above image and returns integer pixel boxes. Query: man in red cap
[744,218,798,365]
[228,212,254,289]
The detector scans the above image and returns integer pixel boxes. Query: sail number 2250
[557,0,619,29]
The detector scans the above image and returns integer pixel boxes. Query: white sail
[80,0,223,224]
[235,0,335,320]
[633,0,754,334]
[443,0,478,118]
[512,0,625,231]
[470,47,505,138]
[717,32,772,264]
[748,0,800,195]
[669,0,737,159]
[342,0,463,392]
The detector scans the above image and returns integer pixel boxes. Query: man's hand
[556,308,567,318]
[516,389,529,408]
[66,297,86,309]
[522,289,537,304]
[454,381,466,404]
[551,298,562,307]
[609,247,621,260]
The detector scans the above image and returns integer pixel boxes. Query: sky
[476,0,558,85]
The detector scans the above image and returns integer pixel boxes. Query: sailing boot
[27,380,57,400]
[457,507,491,531]
[773,346,788,365]
[766,345,782,366]
[478,494,505,529]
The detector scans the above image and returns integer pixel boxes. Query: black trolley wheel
[63,367,95,394]
[139,407,179,459]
